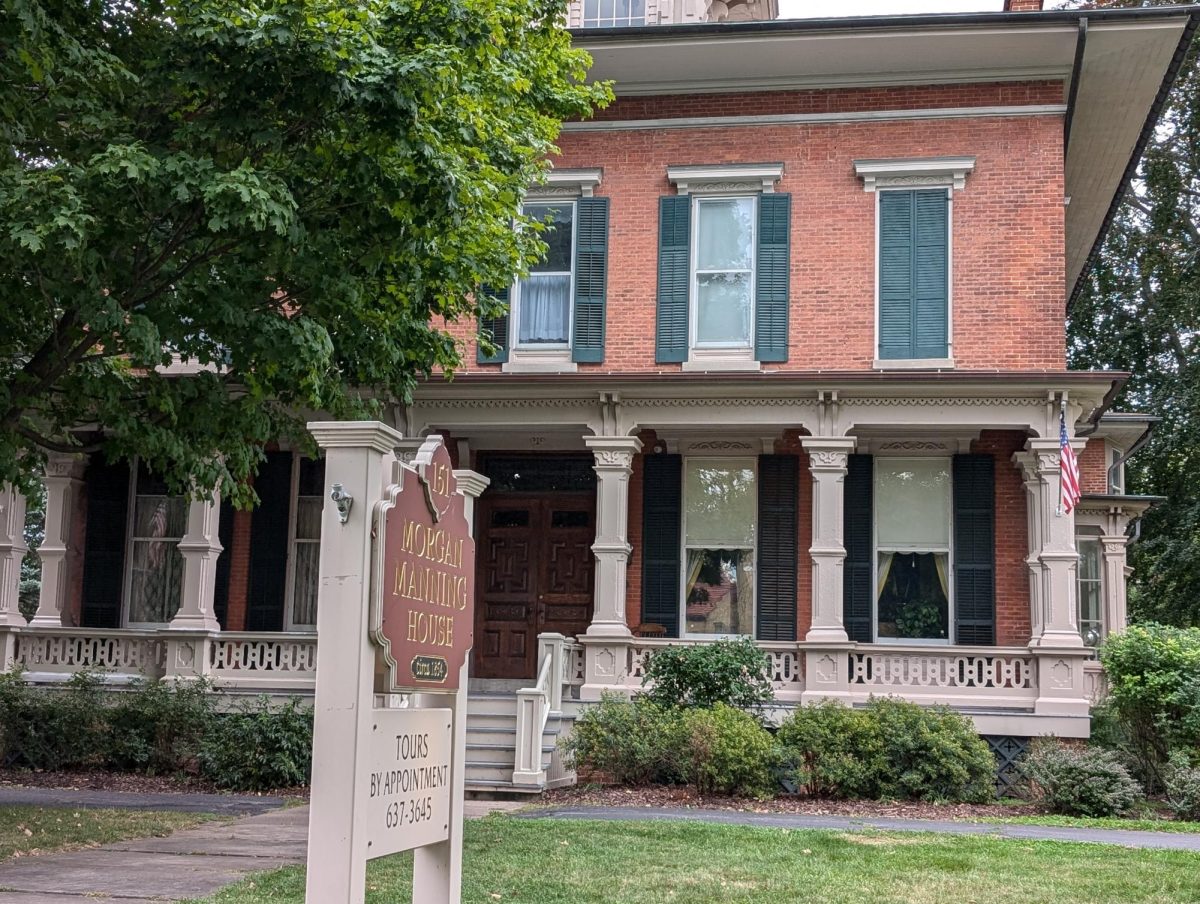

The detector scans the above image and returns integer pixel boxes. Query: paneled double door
[474,494,596,679]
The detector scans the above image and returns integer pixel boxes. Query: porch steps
[463,691,577,795]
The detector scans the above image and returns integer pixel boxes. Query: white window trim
[512,200,576,353]
[680,456,758,640]
[122,459,185,629]
[870,185,956,371]
[525,167,602,201]
[871,455,954,646]
[854,156,976,193]
[690,194,757,352]
[580,0,648,28]
[667,162,783,196]
[285,453,322,633]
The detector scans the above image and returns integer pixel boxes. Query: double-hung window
[125,464,187,626]
[1077,537,1104,647]
[287,455,324,631]
[682,458,757,637]
[515,202,575,349]
[692,197,756,351]
[656,164,789,366]
[874,458,952,643]
[582,0,646,27]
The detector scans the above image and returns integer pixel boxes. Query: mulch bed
[541,785,1036,820]
[0,768,308,798]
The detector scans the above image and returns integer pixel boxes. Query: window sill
[872,357,955,371]
[681,354,761,373]
[502,348,578,373]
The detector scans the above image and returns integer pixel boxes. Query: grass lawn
[194,815,1200,904]
[975,813,1200,834]
[0,805,214,860]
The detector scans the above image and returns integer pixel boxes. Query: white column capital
[802,437,856,473]
[42,452,87,481]
[307,420,404,454]
[585,435,642,471]
[452,469,489,501]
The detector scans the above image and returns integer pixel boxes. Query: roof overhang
[573,6,1199,302]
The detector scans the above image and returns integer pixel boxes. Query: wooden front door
[475,495,595,679]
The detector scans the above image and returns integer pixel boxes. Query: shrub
[1164,751,1200,821]
[640,638,774,710]
[677,704,778,799]
[868,698,995,804]
[776,700,884,798]
[1020,739,1142,817]
[1099,624,1200,789]
[562,693,681,786]
[0,670,109,771]
[106,679,216,774]
[199,697,313,791]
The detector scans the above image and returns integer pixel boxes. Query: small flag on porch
[1060,409,1081,515]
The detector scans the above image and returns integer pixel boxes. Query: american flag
[1060,409,1081,514]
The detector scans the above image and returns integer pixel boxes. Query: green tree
[1066,0,1200,625]
[1,0,608,503]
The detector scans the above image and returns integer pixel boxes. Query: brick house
[0,1,1188,792]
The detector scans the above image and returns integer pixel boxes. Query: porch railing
[1,625,317,695]
[513,633,578,787]
[847,645,1036,709]
[625,638,805,704]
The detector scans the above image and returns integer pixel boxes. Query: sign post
[304,423,478,904]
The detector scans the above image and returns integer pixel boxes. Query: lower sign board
[365,707,452,859]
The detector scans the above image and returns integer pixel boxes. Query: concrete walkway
[525,804,1200,852]
[0,792,523,903]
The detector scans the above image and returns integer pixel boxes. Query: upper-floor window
[692,196,756,350]
[855,157,974,368]
[656,163,788,368]
[515,202,575,348]
[583,0,646,27]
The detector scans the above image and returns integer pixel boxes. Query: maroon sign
[371,439,474,692]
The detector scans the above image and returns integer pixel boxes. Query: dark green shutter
[572,197,609,363]
[757,454,798,641]
[80,455,130,629]
[878,189,949,360]
[655,196,690,363]
[641,454,681,637]
[477,286,509,364]
[755,193,791,363]
[843,454,874,644]
[953,454,996,646]
[246,452,291,632]
[212,498,235,630]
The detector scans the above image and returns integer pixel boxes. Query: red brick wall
[448,82,1066,373]
[224,508,253,631]
[973,431,1031,646]
[1004,0,1044,11]
[1078,438,1108,495]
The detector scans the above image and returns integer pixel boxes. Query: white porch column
[583,436,642,638]
[0,485,28,671]
[1013,451,1046,639]
[1101,533,1129,635]
[452,470,490,540]
[169,494,222,632]
[800,437,855,644]
[0,485,28,628]
[30,454,85,627]
[1023,439,1085,649]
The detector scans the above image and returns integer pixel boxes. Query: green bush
[1099,624,1200,789]
[1164,751,1200,821]
[776,700,884,798]
[677,703,778,798]
[0,670,109,771]
[868,698,995,803]
[1020,739,1142,817]
[562,693,682,786]
[777,698,994,803]
[106,679,216,774]
[640,637,774,710]
[199,697,313,791]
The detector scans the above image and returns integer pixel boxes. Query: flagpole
[1056,399,1066,517]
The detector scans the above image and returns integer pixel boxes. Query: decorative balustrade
[848,646,1036,708]
[624,638,805,702]
[564,641,585,692]
[208,633,318,691]
[1083,659,1107,704]
[13,628,166,681]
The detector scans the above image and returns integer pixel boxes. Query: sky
[778,1,1004,17]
